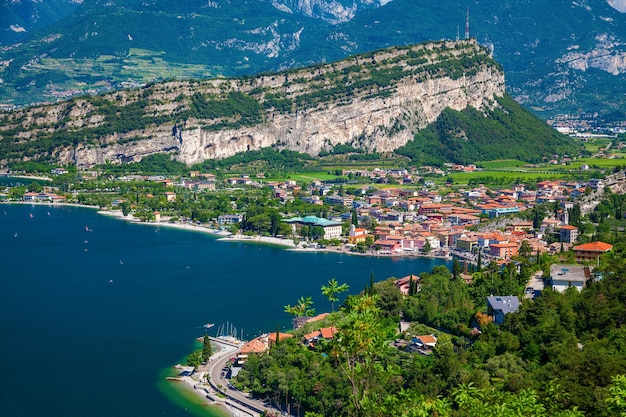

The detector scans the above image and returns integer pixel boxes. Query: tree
[351,210,358,227]
[120,201,131,217]
[321,278,349,312]
[284,296,316,318]
[186,349,203,368]
[519,239,532,260]
[330,294,386,416]
[202,334,213,362]
[422,240,432,254]
[453,258,462,280]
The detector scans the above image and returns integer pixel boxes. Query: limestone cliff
[0,39,505,167]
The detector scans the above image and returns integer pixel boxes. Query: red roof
[268,332,293,343]
[320,327,338,339]
[573,241,613,252]
[240,337,266,354]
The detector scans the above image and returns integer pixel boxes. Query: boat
[29,213,33,218]
[203,323,214,329]
[14,232,18,238]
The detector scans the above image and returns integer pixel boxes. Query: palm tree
[321,278,350,312]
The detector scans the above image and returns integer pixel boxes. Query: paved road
[525,270,544,299]
[201,337,281,417]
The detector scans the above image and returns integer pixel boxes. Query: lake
[0,203,448,417]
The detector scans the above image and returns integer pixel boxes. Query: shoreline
[2,200,451,260]
[0,174,52,182]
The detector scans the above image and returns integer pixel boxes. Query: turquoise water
[0,203,448,416]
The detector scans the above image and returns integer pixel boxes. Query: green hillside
[396,94,581,165]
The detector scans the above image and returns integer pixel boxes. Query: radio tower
[465,7,470,40]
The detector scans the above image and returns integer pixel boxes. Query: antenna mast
[465,7,470,40]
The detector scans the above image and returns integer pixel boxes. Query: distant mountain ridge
[0,0,83,45]
[0,0,625,118]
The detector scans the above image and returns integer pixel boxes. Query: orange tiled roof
[241,337,267,354]
[417,335,437,345]
[320,327,338,339]
[268,332,293,343]
[573,241,613,252]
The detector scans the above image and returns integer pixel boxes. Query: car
[525,287,534,294]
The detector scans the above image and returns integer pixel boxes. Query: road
[200,337,282,417]
[525,270,544,299]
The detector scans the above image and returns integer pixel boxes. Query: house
[489,242,519,259]
[395,274,419,295]
[164,191,176,202]
[511,221,534,232]
[267,332,293,347]
[51,167,68,175]
[573,241,613,263]
[559,225,579,244]
[550,264,591,292]
[374,239,401,253]
[487,296,520,324]
[304,326,339,346]
[348,224,368,244]
[406,335,437,355]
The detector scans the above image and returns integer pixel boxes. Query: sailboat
[14,232,18,238]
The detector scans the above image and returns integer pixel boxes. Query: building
[559,225,579,244]
[549,264,591,292]
[573,241,613,263]
[487,296,520,324]
[282,216,343,240]
[218,214,244,226]
[348,224,368,244]
[489,242,519,259]
[395,274,419,295]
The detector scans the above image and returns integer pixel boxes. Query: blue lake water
[0,203,448,417]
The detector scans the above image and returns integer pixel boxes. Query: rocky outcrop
[557,35,626,76]
[267,0,392,24]
[0,39,505,167]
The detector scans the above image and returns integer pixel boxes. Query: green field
[477,159,528,169]
[266,171,346,182]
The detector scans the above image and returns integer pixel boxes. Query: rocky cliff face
[266,0,392,24]
[0,39,505,167]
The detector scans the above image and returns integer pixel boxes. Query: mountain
[0,0,625,117]
[0,0,83,45]
[0,40,577,168]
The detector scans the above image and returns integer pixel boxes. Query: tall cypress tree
[202,334,213,362]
